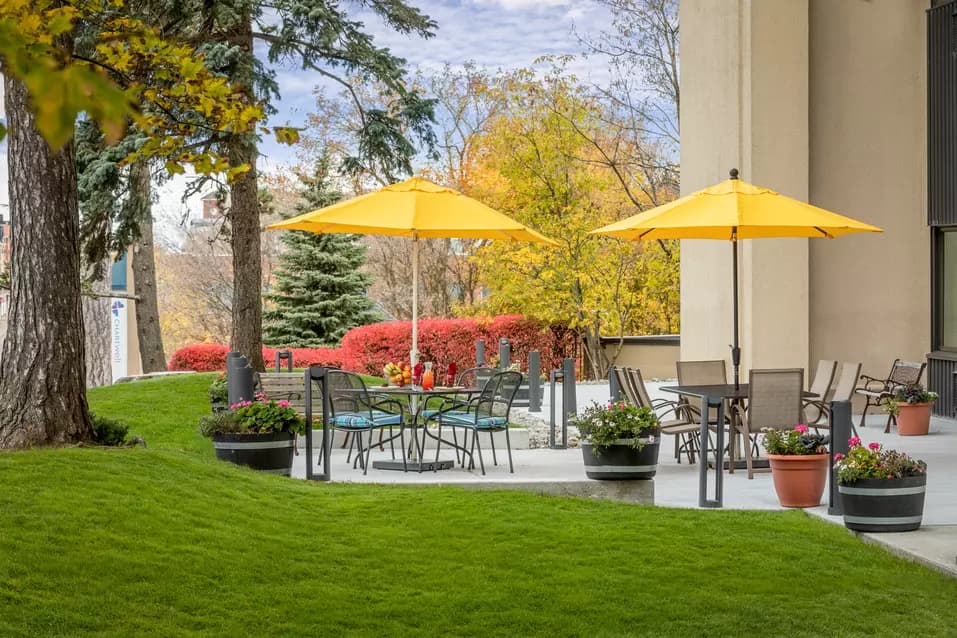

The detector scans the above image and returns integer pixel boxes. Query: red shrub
[168,343,230,372]
[263,347,344,369]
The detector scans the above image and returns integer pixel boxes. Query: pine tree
[264,162,379,347]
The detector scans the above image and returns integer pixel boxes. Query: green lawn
[0,375,955,636]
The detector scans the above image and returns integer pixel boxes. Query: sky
[0,0,612,234]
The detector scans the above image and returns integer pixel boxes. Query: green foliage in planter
[762,425,828,455]
[574,401,658,453]
[208,374,228,405]
[198,411,244,438]
[882,383,938,416]
[834,439,927,485]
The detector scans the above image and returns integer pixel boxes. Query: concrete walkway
[290,382,957,579]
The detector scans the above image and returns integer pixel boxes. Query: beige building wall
[807,0,928,389]
[603,341,681,380]
[681,0,928,392]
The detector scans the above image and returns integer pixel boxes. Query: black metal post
[561,358,576,448]
[549,369,563,448]
[730,234,741,391]
[828,400,852,515]
[304,366,332,482]
[476,339,486,367]
[528,351,542,412]
[275,349,293,372]
[608,365,620,401]
[498,338,510,369]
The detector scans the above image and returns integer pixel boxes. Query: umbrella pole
[411,233,419,366]
[731,234,741,390]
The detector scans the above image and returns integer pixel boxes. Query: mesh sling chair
[804,361,861,434]
[675,360,730,462]
[326,369,408,474]
[801,360,836,425]
[427,370,523,475]
[614,367,699,464]
[854,359,926,432]
[729,368,804,479]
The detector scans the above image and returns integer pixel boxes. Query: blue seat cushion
[438,411,507,429]
[331,411,403,429]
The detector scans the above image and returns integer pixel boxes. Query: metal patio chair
[623,367,700,464]
[326,369,408,474]
[804,361,861,434]
[801,360,836,426]
[854,359,926,432]
[676,359,730,460]
[729,368,805,479]
[428,370,523,475]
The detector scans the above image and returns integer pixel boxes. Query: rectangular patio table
[659,384,816,508]
[353,385,480,472]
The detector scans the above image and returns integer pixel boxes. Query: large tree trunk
[0,75,92,448]
[128,161,167,372]
[227,17,265,371]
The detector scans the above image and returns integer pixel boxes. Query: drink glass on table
[422,362,435,391]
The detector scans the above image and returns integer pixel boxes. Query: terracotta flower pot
[767,453,829,508]
[895,402,933,436]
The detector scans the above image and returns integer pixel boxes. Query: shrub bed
[168,344,344,372]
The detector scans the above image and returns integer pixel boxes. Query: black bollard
[828,400,853,515]
[528,351,542,412]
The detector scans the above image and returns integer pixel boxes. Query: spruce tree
[264,162,379,347]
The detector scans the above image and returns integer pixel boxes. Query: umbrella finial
[729,168,739,180]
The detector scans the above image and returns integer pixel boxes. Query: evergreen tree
[264,162,379,347]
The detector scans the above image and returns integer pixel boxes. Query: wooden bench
[256,372,319,416]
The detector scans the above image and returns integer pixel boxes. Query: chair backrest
[612,367,642,407]
[888,360,926,388]
[677,360,727,386]
[829,362,862,403]
[747,368,804,431]
[457,366,495,390]
[626,368,655,409]
[474,370,524,419]
[808,360,837,399]
[326,369,373,418]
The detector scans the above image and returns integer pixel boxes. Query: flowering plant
[882,384,939,417]
[762,424,829,455]
[198,392,305,437]
[207,373,228,405]
[574,401,659,453]
[833,437,927,485]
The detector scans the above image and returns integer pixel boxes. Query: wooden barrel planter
[212,431,296,476]
[581,432,661,480]
[838,474,927,532]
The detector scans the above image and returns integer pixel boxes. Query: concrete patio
[290,382,957,579]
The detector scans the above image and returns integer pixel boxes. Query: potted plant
[199,393,305,476]
[208,373,229,412]
[576,401,660,480]
[882,384,938,436]
[834,437,927,532]
[762,425,830,508]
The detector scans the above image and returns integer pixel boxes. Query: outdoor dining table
[361,385,480,472]
[660,384,817,508]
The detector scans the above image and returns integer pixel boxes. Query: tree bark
[0,74,92,448]
[128,161,167,372]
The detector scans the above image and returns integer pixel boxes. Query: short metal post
[304,366,332,482]
[561,358,576,448]
[608,365,620,401]
[549,369,564,449]
[226,351,254,405]
[275,349,292,372]
[528,351,542,412]
[498,338,511,369]
[476,339,486,367]
[828,400,852,515]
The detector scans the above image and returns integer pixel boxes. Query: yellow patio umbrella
[267,176,559,365]
[591,168,883,388]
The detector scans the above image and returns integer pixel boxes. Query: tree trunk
[128,161,167,372]
[0,74,92,448]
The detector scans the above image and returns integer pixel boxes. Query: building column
[679,0,810,377]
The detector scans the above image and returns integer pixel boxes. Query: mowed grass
[0,375,954,636]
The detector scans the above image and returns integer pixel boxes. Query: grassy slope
[0,375,954,636]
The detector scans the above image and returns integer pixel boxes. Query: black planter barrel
[581,432,661,480]
[838,474,926,532]
[212,431,296,476]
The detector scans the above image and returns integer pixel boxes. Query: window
[935,228,957,349]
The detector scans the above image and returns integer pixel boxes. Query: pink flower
[868,442,881,451]
[278,400,291,408]
[794,424,808,434]
[229,403,238,410]
[833,452,845,461]
[848,436,862,447]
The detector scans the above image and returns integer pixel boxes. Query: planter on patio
[212,431,296,476]
[895,402,933,436]
[767,453,829,507]
[581,435,660,480]
[838,475,927,532]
